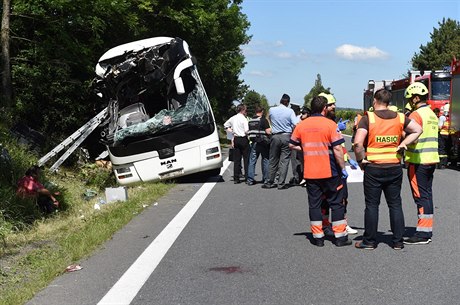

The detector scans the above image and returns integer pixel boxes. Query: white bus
[94,37,223,184]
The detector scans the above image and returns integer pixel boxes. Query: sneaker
[403,236,432,245]
[322,226,335,237]
[311,237,324,247]
[246,180,255,186]
[392,242,404,250]
[277,184,289,190]
[355,241,376,250]
[299,179,306,186]
[335,238,352,247]
[346,225,358,235]
[261,183,276,189]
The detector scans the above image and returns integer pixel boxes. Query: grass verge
[0,175,173,305]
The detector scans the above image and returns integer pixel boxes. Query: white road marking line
[98,159,231,305]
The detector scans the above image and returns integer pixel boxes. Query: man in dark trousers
[224,104,250,184]
[289,96,351,247]
[262,94,298,190]
[354,88,422,250]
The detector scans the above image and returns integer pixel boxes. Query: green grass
[0,172,173,305]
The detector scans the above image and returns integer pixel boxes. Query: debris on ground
[65,264,82,272]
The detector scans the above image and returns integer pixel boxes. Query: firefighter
[354,88,422,250]
[289,95,351,247]
[404,82,440,245]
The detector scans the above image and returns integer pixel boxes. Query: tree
[5,0,250,145]
[411,18,460,71]
[1,0,13,111]
[303,74,330,109]
[242,90,270,117]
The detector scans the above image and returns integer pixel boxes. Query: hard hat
[404,82,428,99]
[318,92,336,104]
[404,102,412,111]
[388,105,398,112]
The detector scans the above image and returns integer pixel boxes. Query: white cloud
[249,70,273,77]
[275,52,293,59]
[335,44,389,60]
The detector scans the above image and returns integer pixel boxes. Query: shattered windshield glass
[94,38,213,146]
[113,71,212,144]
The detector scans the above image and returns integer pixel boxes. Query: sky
[240,0,460,109]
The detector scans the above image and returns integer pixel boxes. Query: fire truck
[363,79,392,110]
[411,70,451,111]
[388,77,410,110]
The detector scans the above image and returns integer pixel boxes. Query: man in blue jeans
[247,105,271,185]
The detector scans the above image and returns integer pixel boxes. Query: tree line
[0,0,250,148]
[1,2,459,148]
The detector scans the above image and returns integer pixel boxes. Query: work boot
[335,238,352,247]
[311,237,324,247]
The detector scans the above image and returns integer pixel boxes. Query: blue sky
[240,0,460,109]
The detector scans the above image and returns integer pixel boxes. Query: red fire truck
[412,70,451,111]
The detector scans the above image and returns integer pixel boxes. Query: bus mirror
[175,78,185,95]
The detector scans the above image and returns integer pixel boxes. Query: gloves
[341,168,349,180]
[337,118,349,131]
[348,158,359,169]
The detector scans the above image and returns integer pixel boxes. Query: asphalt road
[27,137,460,305]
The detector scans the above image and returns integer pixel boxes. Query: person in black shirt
[247,105,271,185]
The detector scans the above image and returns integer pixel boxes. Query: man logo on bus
[375,135,398,143]
[161,159,177,167]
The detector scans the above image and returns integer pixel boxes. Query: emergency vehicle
[363,80,392,110]
[388,77,410,110]
[411,70,451,111]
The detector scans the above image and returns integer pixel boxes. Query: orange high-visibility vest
[292,116,343,179]
[366,112,405,164]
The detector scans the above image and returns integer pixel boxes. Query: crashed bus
[94,37,223,184]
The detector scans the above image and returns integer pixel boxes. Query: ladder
[38,107,108,172]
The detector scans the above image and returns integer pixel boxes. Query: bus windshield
[94,38,214,146]
[431,79,451,100]
[113,71,212,144]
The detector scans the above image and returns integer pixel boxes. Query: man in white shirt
[224,104,250,183]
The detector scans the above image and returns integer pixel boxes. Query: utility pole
[1,0,13,109]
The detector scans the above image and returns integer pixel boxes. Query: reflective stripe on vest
[248,117,267,142]
[440,120,450,135]
[366,112,404,164]
[405,107,440,164]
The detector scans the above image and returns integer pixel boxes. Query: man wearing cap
[262,94,298,189]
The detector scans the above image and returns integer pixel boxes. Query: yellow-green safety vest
[405,106,440,164]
